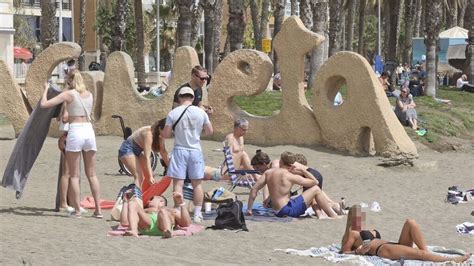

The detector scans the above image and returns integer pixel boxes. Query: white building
[0,0,15,73]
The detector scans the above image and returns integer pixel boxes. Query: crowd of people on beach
[38,62,471,263]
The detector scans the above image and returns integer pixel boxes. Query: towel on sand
[275,244,474,265]
[107,224,204,237]
[80,196,115,209]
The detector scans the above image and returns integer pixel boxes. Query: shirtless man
[225,118,252,170]
[247,151,343,219]
[120,191,191,238]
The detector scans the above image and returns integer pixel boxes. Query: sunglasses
[194,74,209,81]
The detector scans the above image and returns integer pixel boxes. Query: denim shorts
[118,138,143,158]
[167,148,204,180]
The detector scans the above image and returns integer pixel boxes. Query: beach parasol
[13,47,33,60]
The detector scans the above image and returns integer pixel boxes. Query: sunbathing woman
[118,118,168,189]
[120,191,191,238]
[341,205,471,263]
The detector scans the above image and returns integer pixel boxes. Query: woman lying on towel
[120,191,191,238]
[341,205,471,263]
[118,118,168,189]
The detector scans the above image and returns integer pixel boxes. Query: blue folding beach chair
[221,142,260,191]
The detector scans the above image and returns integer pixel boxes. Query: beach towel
[204,203,293,223]
[2,86,63,199]
[275,244,474,265]
[80,196,115,209]
[107,224,204,237]
[446,187,474,205]
[456,222,474,235]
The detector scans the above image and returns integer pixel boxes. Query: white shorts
[167,148,204,180]
[65,123,97,152]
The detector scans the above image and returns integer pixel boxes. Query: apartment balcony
[18,0,71,10]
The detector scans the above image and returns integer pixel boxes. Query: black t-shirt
[173,83,202,108]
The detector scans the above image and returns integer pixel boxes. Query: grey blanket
[2,86,62,199]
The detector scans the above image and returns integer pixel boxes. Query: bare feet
[124,230,139,237]
[162,229,172,239]
[453,253,471,263]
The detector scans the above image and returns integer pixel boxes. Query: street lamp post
[377,0,381,56]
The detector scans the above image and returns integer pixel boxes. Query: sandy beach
[0,127,473,264]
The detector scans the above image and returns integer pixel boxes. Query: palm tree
[134,0,146,88]
[212,0,224,71]
[111,0,128,52]
[328,0,343,56]
[357,0,367,55]
[249,0,271,51]
[446,0,458,28]
[40,0,57,49]
[291,0,298,15]
[467,0,474,84]
[272,0,285,74]
[424,0,443,97]
[176,0,194,47]
[299,0,312,29]
[190,3,203,48]
[78,0,86,70]
[402,0,415,66]
[387,0,403,63]
[307,0,329,90]
[345,0,356,51]
[227,0,246,52]
[414,0,422,37]
[457,0,467,27]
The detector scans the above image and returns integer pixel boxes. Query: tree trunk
[176,0,194,47]
[299,0,313,29]
[190,4,203,48]
[403,0,415,66]
[445,0,458,28]
[212,0,224,72]
[40,0,57,49]
[111,0,127,52]
[467,0,474,84]
[259,0,271,39]
[250,0,261,50]
[457,0,467,27]
[227,0,245,52]
[420,0,426,37]
[78,0,86,71]
[387,0,403,63]
[272,0,286,74]
[462,1,470,28]
[308,0,329,90]
[424,0,443,97]
[291,0,298,15]
[414,0,422,37]
[345,0,355,51]
[202,0,215,71]
[358,0,366,55]
[134,0,146,87]
[328,0,343,57]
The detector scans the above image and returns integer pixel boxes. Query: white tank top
[67,90,93,117]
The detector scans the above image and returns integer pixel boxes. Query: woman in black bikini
[341,205,471,263]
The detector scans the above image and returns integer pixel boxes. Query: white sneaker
[193,214,203,224]
[79,207,88,214]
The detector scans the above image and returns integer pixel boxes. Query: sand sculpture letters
[0,16,417,160]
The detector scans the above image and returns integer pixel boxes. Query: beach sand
[0,130,473,264]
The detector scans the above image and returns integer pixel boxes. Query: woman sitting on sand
[341,205,471,263]
[41,70,102,218]
[120,191,191,238]
[118,118,168,189]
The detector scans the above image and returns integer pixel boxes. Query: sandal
[70,211,82,218]
[93,212,103,219]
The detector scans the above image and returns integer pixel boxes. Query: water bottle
[212,187,225,201]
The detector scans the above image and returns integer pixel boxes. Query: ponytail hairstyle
[151,118,166,153]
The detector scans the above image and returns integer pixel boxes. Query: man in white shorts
[162,87,213,223]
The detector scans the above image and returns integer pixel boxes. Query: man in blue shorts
[246,151,342,219]
[162,87,213,223]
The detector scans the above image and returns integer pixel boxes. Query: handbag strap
[75,90,92,122]
[172,105,191,131]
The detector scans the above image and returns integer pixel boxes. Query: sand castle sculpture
[0,16,417,161]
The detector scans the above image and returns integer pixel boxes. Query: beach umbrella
[13,47,33,60]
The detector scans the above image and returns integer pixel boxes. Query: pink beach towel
[107,224,204,237]
[80,196,115,209]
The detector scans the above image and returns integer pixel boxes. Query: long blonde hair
[71,71,86,93]
[341,205,362,248]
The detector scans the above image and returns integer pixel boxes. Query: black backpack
[211,199,248,231]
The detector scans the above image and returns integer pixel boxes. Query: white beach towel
[275,244,474,265]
